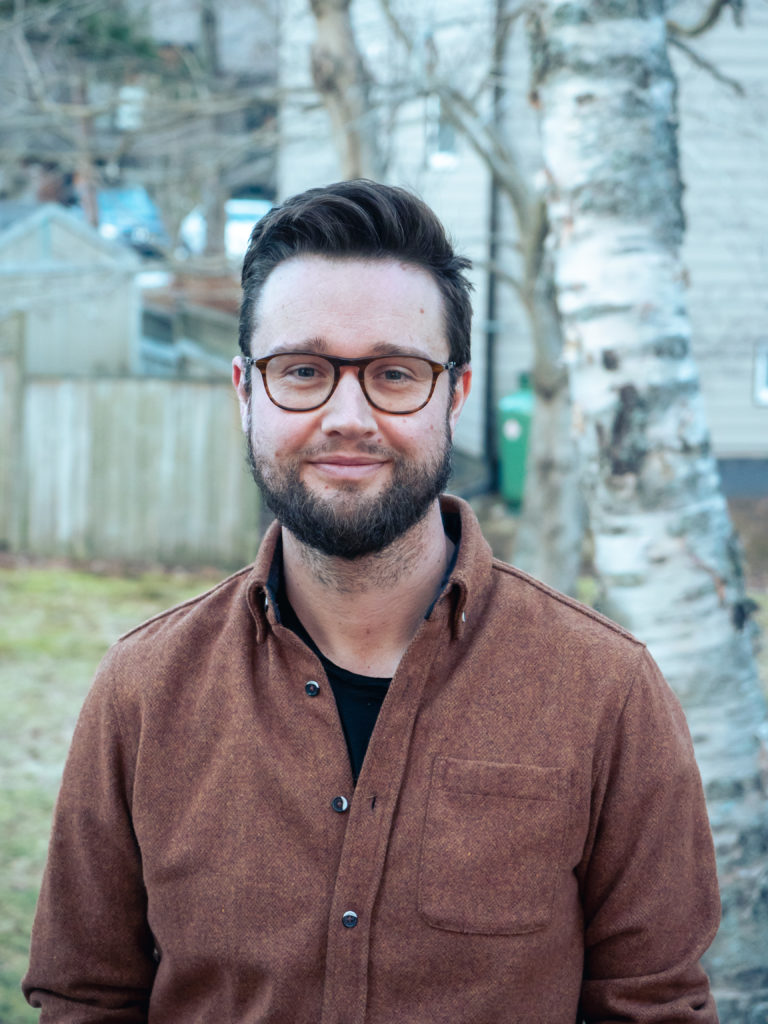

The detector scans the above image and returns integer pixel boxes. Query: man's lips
[305,454,390,480]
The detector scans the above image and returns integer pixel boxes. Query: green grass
[0,565,220,1024]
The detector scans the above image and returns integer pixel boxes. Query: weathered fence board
[0,314,25,549]
[10,376,261,568]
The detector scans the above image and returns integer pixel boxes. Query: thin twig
[376,0,535,226]
[667,0,741,38]
[668,35,745,97]
[473,256,523,296]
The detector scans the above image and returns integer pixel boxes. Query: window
[755,341,768,406]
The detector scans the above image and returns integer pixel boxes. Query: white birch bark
[530,2,768,1015]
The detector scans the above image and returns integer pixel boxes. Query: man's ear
[448,365,472,435]
[232,356,250,432]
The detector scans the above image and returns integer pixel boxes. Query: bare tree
[308,0,384,179]
[529,0,768,1015]
[0,0,277,265]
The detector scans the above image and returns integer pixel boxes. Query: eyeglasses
[244,352,456,415]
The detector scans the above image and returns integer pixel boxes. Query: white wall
[672,2,768,458]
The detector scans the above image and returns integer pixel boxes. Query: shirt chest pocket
[418,757,572,935]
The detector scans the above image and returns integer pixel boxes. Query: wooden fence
[1,359,262,568]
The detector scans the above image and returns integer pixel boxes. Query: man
[24,180,720,1022]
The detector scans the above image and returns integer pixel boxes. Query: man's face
[232,256,471,559]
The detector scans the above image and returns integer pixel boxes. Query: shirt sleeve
[22,646,156,1022]
[577,646,721,1022]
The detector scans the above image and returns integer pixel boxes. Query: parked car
[95,187,170,259]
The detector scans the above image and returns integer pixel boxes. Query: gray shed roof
[0,199,41,232]
[0,201,139,269]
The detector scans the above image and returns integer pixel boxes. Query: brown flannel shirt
[24,496,719,1022]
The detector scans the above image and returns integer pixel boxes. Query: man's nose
[320,366,378,436]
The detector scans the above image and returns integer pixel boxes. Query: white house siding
[125,0,279,77]
[495,8,768,463]
[459,7,768,464]
[672,3,768,459]
[23,276,136,377]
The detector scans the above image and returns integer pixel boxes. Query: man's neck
[282,500,452,677]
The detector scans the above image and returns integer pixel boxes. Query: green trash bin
[497,374,534,510]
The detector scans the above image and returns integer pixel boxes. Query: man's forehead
[259,253,439,292]
[250,255,448,355]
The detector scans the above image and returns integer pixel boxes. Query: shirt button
[342,911,358,928]
[305,680,320,697]
[331,795,349,813]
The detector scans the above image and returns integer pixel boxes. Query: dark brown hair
[238,180,473,381]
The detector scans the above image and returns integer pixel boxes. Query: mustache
[244,410,396,461]
[288,441,397,459]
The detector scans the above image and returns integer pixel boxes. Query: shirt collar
[244,494,494,642]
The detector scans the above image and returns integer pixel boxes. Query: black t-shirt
[278,599,390,781]
[269,510,461,782]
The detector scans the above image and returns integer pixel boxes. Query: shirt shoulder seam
[490,558,645,646]
[115,564,254,643]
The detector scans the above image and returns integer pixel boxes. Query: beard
[246,425,452,560]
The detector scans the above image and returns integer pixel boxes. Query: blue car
[96,187,170,258]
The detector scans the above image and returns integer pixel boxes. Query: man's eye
[280,362,329,381]
[374,365,416,383]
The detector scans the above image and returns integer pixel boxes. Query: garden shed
[0,201,140,377]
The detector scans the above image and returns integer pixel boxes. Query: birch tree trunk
[529,3,768,1015]
[308,0,383,179]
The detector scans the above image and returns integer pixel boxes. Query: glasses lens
[265,354,335,409]
[364,357,434,412]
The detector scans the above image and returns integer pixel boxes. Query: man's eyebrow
[264,338,432,359]
[266,337,330,355]
[369,341,429,357]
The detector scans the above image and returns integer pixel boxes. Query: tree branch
[376,0,536,229]
[308,0,383,178]
[472,256,522,296]
[666,0,742,38]
[440,85,536,231]
[668,35,745,96]
[12,23,48,106]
